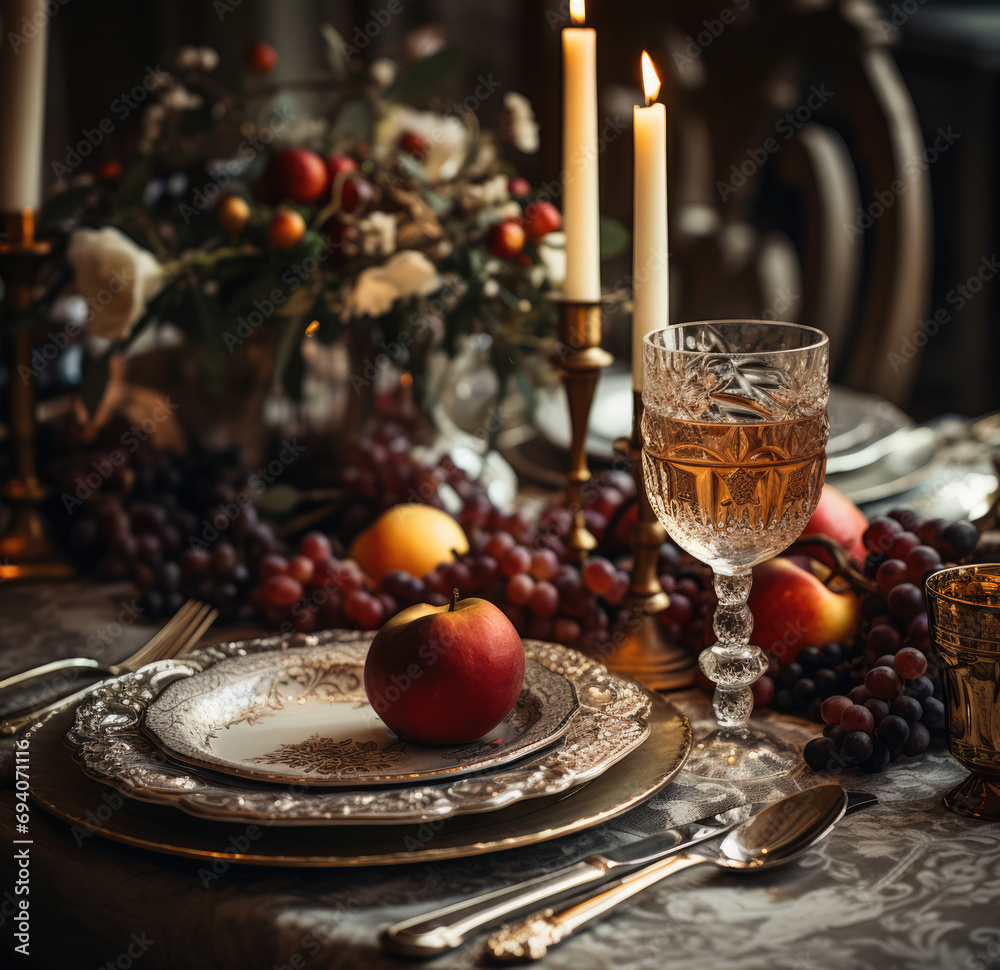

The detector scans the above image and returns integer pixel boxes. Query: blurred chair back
[662,0,931,407]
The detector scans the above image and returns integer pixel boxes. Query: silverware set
[383,785,878,962]
[0,599,217,736]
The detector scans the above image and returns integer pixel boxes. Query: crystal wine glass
[642,321,829,780]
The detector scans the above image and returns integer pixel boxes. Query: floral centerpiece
[36,29,621,444]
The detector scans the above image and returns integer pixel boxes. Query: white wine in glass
[642,321,829,780]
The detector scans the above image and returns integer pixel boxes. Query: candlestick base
[0,210,75,582]
[591,393,696,690]
[600,608,696,691]
[551,293,619,563]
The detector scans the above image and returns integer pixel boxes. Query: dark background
[29,0,1000,419]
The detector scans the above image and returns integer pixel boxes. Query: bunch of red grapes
[244,484,715,650]
[798,508,978,774]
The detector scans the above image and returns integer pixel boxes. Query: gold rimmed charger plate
[27,689,691,867]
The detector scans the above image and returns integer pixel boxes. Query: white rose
[67,227,165,340]
[374,106,469,183]
[538,231,567,288]
[342,250,441,320]
[458,174,510,214]
[504,92,539,154]
[357,210,398,258]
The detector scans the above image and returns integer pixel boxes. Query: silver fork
[0,599,212,694]
[0,599,217,736]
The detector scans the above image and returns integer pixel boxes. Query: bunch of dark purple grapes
[52,443,281,623]
[802,507,978,774]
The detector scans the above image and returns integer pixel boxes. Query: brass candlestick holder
[552,295,615,562]
[599,392,695,690]
[0,209,74,581]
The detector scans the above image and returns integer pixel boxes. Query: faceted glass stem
[698,569,768,734]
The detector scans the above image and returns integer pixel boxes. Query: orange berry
[216,195,250,234]
[267,208,306,250]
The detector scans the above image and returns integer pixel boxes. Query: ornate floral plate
[141,645,578,787]
[29,673,689,866]
[64,631,654,826]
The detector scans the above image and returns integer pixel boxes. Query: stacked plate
[27,630,693,866]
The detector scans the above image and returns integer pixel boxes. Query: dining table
[2,579,998,970]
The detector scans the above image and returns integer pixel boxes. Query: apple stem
[451,588,459,611]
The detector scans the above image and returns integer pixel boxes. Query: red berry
[263,574,304,607]
[893,646,928,680]
[266,148,329,204]
[292,607,319,633]
[865,665,903,700]
[506,573,535,606]
[245,41,278,74]
[524,200,561,238]
[906,545,942,583]
[95,159,123,181]
[886,583,924,620]
[485,532,515,559]
[334,562,365,593]
[887,531,920,562]
[489,219,526,260]
[820,694,852,725]
[312,557,341,588]
[864,516,903,555]
[288,554,315,585]
[840,703,875,734]
[258,553,289,580]
[553,617,581,644]
[664,592,693,626]
[876,559,908,594]
[501,546,532,577]
[299,531,332,563]
[582,557,616,595]
[507,177,531,197]
[529,581,559,619]
[343,591,384,628]
[529,550,560,581]
[399,130,430,160]
[751,676,775,706]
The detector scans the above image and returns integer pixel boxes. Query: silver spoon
[487,784,850,962]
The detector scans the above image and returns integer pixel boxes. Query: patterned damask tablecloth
[0,583,998,970]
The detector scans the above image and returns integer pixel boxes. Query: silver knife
[381,809,749,957]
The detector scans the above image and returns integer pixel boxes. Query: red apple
[265,148,329,204]
[801,483,868,563]
[489,219,526,260]
[524,200,561,239]
[747,557,860,662]
[364,595,526,745]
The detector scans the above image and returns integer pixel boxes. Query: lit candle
[632,51,668,392]
[0,0,48,212]
[562,0,601,301]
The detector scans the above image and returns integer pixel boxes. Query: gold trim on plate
[28,690,692,867]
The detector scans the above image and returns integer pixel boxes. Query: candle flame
[570,0,585,25]
[305,320,320,336]
[641,51,661,105]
